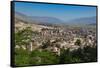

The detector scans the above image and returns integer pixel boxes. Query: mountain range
[15,12,63,25]
[67,16,96,25]
[15,12,96,26]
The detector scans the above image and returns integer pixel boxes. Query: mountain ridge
[15,12,96,26]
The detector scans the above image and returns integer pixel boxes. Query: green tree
[42,40,52,49]
[15,49,30,66]
[29,50,59,65]
[59,48,75,64]
[59,48,83,64]
[81,46,97,62]
[75,39,81,46]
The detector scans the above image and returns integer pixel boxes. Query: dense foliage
[15,46,97,66]
[59,46,97,64]
[15,49,59,66]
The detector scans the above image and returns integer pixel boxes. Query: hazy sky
[15,2,96,22]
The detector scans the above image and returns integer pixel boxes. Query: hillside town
[15,19,97,56]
